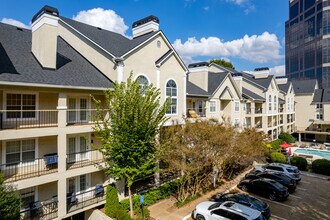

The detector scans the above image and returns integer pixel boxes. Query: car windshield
[287,168,298,173]
[208,203,221,210]
[271,181,284,189]
[249,197,266,209]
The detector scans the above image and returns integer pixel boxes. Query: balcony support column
[57,93,67,128]
[57,178,67,218]
[57,132,67,218]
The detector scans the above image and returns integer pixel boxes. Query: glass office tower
[286,0,330,88]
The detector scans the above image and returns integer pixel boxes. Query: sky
[0,0,289,75]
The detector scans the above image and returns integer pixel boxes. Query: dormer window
[316,103,323,109]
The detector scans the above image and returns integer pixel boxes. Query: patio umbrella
[280,141,292,149]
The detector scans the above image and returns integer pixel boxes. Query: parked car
[245,171,296,192]
[254,163,301,182]
[192,201,265,220]
[211,192,271,219]
[237,178,289,201]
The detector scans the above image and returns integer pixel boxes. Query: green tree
[93,74,170,217]
[209,59,235,69]
[0,173,20,220]
[278,132,295,143]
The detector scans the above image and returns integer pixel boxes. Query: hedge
[290,156,307,171]
[270,139,283,151]
[278,132,295,143]
[270,152,286,163]
[312,159,330,176]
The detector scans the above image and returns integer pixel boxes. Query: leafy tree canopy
[0,173,20,220]
[209,59,235,69]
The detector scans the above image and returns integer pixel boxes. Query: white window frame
[210,100,216,113]
[67,95,91,123]
[67,174,91,195]
[3,91,39,121]
[316,103,323,109]
[316,113,323,120]
[67,133,91,162]
[234,101,240,112]
[234,118,240,127]
[165,79,178,115]
[2,138,38,167]
[20,186,37,210]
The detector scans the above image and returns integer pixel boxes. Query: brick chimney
[31,5,59,69]
[132,15,159,38]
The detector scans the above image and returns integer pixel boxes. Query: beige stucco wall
[295,94,314,130]
[188,70,208,91]
[32,24,57,69]
[58,21,116,81]
[91,171,106,186]
[38,136,57,157]
[39,93,58,110]
[38,181,57,201]
[323,104,330,121]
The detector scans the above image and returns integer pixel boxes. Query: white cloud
[226,0,255,14]
[73,8,129,36]
[226,0,249,5]
[203,6,210,11]
[1,18,30,29]
[269,65,285,77]
[173,32,283,64]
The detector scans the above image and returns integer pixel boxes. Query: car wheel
[241,184,248,192]
[269,192,276,201]
[196,214,205,220]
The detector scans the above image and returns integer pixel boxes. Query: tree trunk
[128,186,134,218]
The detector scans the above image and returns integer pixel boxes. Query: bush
[290,156,308,171]
[105,184,121,218]
[270,139,283,151]
[279,132,295,143]
[312,159,330,176]
[112,208,132,220]
[270,152,286,163]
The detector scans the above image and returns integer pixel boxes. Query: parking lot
[242,173,330,220]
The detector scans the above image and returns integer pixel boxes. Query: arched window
[137,75,149,93]
[166,80,177,114]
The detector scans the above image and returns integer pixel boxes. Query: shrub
[105,184,121,218]
[134,204,150,220]
[270,152,286,163]
[270,139,283,151]
[312,159,330,175]
[112,208,132,220]
[279,132,295,143]
[290,156,308,171]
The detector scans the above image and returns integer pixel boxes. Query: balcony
[0,110,58,130]
[187,108,206,118]
[66,109,108,126]
[245,108,252,114]
[20,198,58,220]
[255,108,263,114]
[66,149,104,170]
[1,157,58,182]
[67,185,106,213]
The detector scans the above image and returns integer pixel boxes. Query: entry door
[68,98,89,123]
[68,137,76,163]
[77,137,88,160]
[67,135,90,162]
[197,101,204,115]
[79,98,87,122]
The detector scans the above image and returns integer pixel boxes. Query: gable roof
[186,81,210,97]
[60,17,158,57]
[291,79,317,94]
[209,63,239,74]
[312,88,330,103]
[278,83,290,93]
[242,88,265,102]
[241,72,274,90]
[0,22,113,89]
[208,72,228,94]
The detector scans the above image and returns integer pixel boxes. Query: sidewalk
[149,167,254,220]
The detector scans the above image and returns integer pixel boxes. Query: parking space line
[296,187,307,191]
[254,196,296,209]
[271,215,288,220]
[182,214,190,220]
[289,194,302,199]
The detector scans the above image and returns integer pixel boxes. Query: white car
[254,163,301,182]
[192,201,265,220]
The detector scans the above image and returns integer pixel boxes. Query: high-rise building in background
[285,0,330,88]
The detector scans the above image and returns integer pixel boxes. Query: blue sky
[0,0,288,75]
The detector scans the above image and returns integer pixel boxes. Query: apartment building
[0,5,187,219]
[186,63,296,140]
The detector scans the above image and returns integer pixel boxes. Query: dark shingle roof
[291,79,317,94]
[241,73,274,89]
[186,81,210,96]
[313,88,330,103]
[0,22,113,89]
[208,72,228,94]
[242,88,265,101]
[60,17,158,57]
[278,83,290,93]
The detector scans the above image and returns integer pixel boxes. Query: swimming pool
[294,149,330,160]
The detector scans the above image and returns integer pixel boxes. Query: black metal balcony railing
[245,108,251,114]
[255,124,262,129]
[67,185,106,213]
[1,157,58,182]
[66,109,108,126]
[187,108,206,118]
[20,198,58,220]
[0,110,58,130]
[66,149,104,170]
